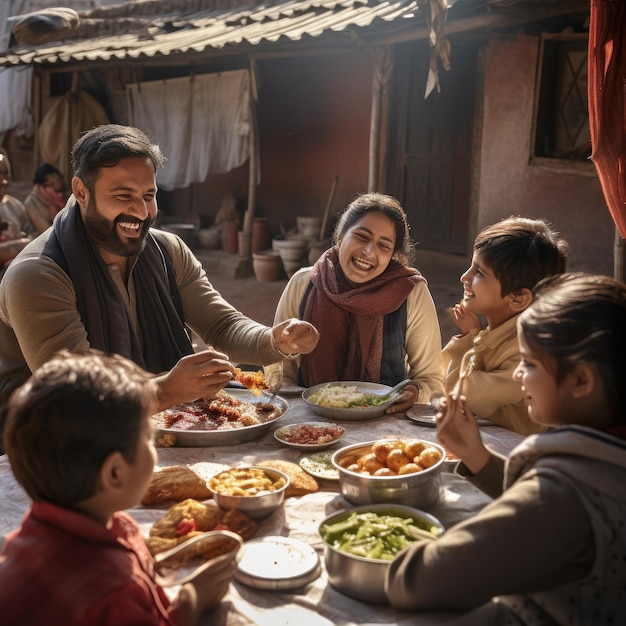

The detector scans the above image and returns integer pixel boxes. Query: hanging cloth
[38,89,110,179]
[588,0,626,238]
[127,70,251,190]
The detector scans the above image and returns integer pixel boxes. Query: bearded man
[0,125,318,426]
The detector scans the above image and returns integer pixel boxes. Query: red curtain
[588,0,626,239]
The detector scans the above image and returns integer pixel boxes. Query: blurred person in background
[24,163,67,235]
[0,150,32,273]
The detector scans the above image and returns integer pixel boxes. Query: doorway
[385,40,478,255]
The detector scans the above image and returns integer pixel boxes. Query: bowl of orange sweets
[331,437,445,508]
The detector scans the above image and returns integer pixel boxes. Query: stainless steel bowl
[319,503,445,604]
[153,389,288,447]
[331,440,444,508]
[208,467,290,520]
[302,381,398,421]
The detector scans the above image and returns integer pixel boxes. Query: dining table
[0,391,526,626]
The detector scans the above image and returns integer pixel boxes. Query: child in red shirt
[0,349,236,626]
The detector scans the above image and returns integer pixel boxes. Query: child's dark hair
[333,193,415,265]
[33,163,63,186]
[474,217,569,296]
[518,272,626,423]
[3,350,157,507]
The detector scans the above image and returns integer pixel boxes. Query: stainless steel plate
[302,381,397,421]
[153,389,288,447]
[405,403,438,427]
[235,536,321,590]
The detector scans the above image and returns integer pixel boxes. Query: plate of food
[153,388,288,447]
[302,381,400,421]
[274,422,346,450]
[299,451,340,481]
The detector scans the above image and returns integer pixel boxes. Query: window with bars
[531,34,592,169]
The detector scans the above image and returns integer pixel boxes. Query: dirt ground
[206,249,467,345]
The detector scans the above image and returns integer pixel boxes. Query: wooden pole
[320,175,338,241]
[244,59,259,235]
[368,52,383,192]
[368,47,393,192]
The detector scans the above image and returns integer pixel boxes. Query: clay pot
[297,216,322,240]
[253,251,283,282]
[308,239,331,265]
[272,237,307,253]
[279,248,307,277]
[238,231,252,259]
[197,228,221,250]
[251,217,271,254]
[221,222,238,254]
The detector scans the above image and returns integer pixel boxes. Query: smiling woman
[267,193,445,412]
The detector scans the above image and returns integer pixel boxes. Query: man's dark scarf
[43,200,193,373]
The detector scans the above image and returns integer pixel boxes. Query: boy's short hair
[474,217,569,296]
[3,350,157,507]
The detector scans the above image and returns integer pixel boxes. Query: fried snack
[403,438,426,459]
[157,434,176,448]
[386,449,411,472]
[256,460,319,496]
[372,439,403,464]
[147,498,259,557]
[339,438,443,476]
[418,447,442,468]
[141,465,213,505]
[374,467,396,477]
[149,498,223,539]
[219,508,258,540]
[398,463,422,475]
[232,367,268,396]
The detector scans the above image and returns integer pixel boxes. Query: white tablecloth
[0,395,525,625]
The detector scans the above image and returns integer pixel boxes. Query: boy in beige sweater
[440,216,568,434]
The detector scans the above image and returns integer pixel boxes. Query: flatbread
[146,531,206,556]
[218,508,259,540]
[142,465,212,505]
[256,459,319,496]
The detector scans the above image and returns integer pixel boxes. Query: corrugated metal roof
[0,0,425,67]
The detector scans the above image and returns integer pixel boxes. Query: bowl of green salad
[319,503,444,604]
[302,382,400,421]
